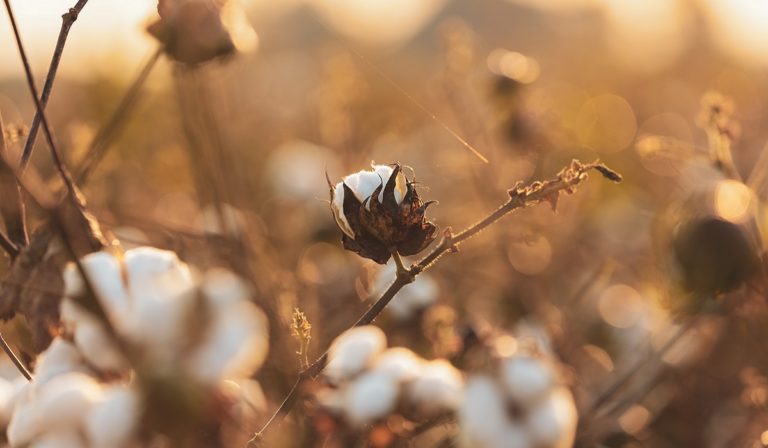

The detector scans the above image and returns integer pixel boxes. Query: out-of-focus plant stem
[20,0,89,170]
[248,160,622,446]
[0,332,31,381]
[76,47,163,184]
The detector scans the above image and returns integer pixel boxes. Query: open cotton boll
[331,164,406,237]
[372,347,424,382]
[325,326,387,384]
[525,387,578,448]
[0,377,16,426]
[33,339,91,385]
[500,356,554,406]
[85,385,140,448]
[187,300,269,382]
[121,248,196,364]
[459,376,526,448]
[73,320,127,373]
[343,370,400,426]
[67,251,130,317]
[406,359,463,415]
[9,372,102,445]
[29,429,84,448]
[34,373,103,431]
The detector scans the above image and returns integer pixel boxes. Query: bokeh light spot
[577,94,637,153]
[714,180,754,223]
[598,284,643,328]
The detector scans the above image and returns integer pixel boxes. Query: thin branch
[20,0,89,170]
[0,111,27,249]
[248,160,622,446]
[75,47,163,184]
[0,332,32,381]
[3,0,78,196]
[0,230,18,258]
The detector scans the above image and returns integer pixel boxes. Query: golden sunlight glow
[308,0,446,47]
[714,179,754,223]
[0,0,156,79]
[600,0,689,73]
[701,0,768,68]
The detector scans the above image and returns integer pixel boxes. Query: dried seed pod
[329,164,437,264]
[148,0,236,65]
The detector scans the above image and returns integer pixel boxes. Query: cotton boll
[406,359,463,415]
[74,320,127,373]
[500,356,554,406]
[85,385,140,448]
[343,370,400,426]
[525,387,578,448]
[7,392,39,445]
[0,377,16,426]
[459,376,524,448]
[325,326,387,384]
[331,164,405,237]
[34,339,91,385]
[372,347,424,382]
[76,251,130,317]
[187,301,269,382]
[34,373,103,431]
[29,430,84,448]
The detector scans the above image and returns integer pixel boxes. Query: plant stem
[248,160,621,445]
[20,0,89,170]
[75,47,163,184]
[0,332,31,381]
[3,0,78,196]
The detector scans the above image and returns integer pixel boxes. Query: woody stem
[391,251,409,276]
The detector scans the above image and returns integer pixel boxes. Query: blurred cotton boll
[316,327,465,429]
[266,140,339,200]
[458,348,577,448]
[309,0,447,47]
[325,325,387,384]
[372,261,439,321]
[405,359,464,416]
[61,246,270,381]
[343,370,400,426]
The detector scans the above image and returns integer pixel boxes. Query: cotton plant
[1,246,269,447]
[458,338,578,448]
[315,326,463,429]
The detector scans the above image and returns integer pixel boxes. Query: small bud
[328,164,437,264]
